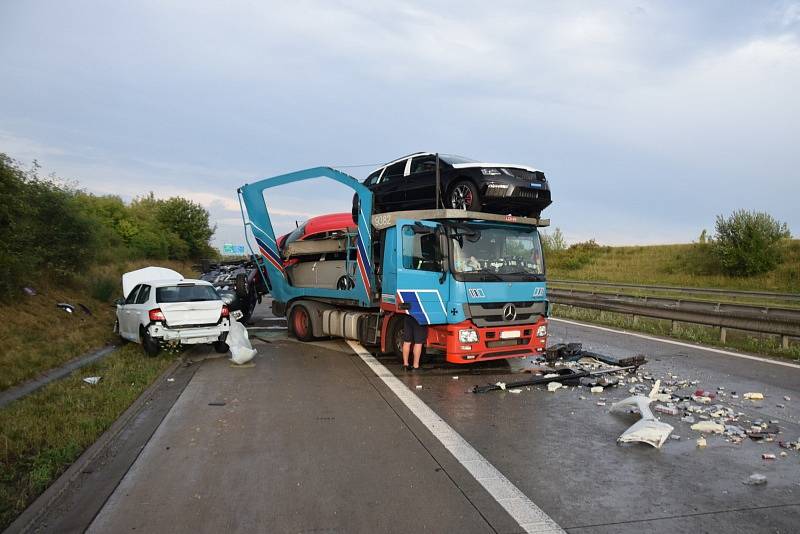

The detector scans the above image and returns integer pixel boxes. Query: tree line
[0,154,217,297]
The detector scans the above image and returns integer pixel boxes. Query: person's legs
[402,342,412,367]
[412,343,423,369]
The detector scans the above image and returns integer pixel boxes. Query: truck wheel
[290,305,315,342]
[387,316,406,358]
[448,181,481,211]
[140,326,161,357]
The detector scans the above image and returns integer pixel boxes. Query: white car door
[131,284,152,341]
[118,284,141,339]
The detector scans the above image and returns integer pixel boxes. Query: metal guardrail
[549,289,799,348]
[549,279,800,303]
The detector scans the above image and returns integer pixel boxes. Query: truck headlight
[459,329,479,343]
[481,168,502,176]
[536,325,547,337]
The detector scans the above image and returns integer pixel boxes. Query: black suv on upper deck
[360,152,552,218]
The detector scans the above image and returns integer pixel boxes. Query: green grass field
[546,239,800,293]
[0,345,174,530]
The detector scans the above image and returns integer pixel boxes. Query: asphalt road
[29,306,800,534]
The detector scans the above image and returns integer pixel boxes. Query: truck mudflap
[426,317,548,364]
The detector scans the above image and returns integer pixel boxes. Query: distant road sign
[222,244,246,255]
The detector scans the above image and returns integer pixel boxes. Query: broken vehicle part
[57,303,75,314]
[472,364,638,394]
[610,395,674,448]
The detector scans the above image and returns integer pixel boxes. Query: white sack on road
[228,320,257,365]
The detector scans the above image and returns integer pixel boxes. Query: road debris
[208,401,226,406]
[228,319,257,365]
[761,453,776,460]
[508,388,522,394]
[590,386,603,393]
[696,437,707,448]
[23,287,36,296]
[416,385,423,390]
[57,303,76,314]
[452,376,459,380]
[744,392,764,400]
[744,473,767,485]
[610,395,673,448]
[547,382,563,392]
[82,376,101,385]
[691,421,725,434]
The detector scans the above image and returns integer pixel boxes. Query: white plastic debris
[452,376,459,380]
[547,382,563,392]
[744,392,764,400]
[744,473,767,485]
[415,385,423,390]
[82,376,101,385]
[508,388,522,394]
[590,386,604,393]
[495,381,507,391]
[696,436,707,448]
[610,395,674,448]
[228,320,257,365]
[167,378,175,382]
[691,421,725,434]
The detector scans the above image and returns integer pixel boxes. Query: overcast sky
[1,1,798,249]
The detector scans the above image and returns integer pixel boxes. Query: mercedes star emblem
[502,303,517,321]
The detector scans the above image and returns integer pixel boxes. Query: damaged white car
[115,267,231,356]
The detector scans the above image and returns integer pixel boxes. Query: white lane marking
[550,317,800,370]
[346,340,564,534]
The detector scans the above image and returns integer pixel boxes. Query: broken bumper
[148,319,230,345]
[428,317,548,364]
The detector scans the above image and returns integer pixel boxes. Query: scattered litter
[744,473,767,486]
[596,401,606,406]
[590,386,603,393]
[747,424,779,440]
[547,382,563,392]
[744,392,764,400]
[508,388,522,394]
[776,404,786,409]
[780,451,788,457]
[681,415,696,424]
[57,303,76,314]
[208,401,226,406]
[23,287,36,296]
[610,395,673,448]
[784,396,791,401]
[578,395,586,400]
[495,382,507,391]
[670,435,681,440]
[167,378,175,382]
[82,376,101,385]
[415,385,423,390]
[654,405,679,416]
[761,453,776,460]
[696,437,707,448]
[228,320,257,365]
[452,376,459,380]
[691,421,725,434]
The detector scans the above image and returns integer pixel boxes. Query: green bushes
[548,239,608,271]
[0,154,217,299]
[712,210,791,276]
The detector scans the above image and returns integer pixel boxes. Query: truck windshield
[449,223,544,281]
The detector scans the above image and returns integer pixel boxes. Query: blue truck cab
[239,167,549,364]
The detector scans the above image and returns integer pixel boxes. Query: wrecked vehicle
[198,257,268,323]
[115,267,231,356]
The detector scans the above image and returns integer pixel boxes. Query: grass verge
[0,345,175,529]
[551,304,800,361]
[0,260,194,392]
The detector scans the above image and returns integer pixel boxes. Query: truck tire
[235,273,249,297]
[290,304,315,342]
[448,180,481,211]
[140,326,161,357]
[386,315,405,358]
